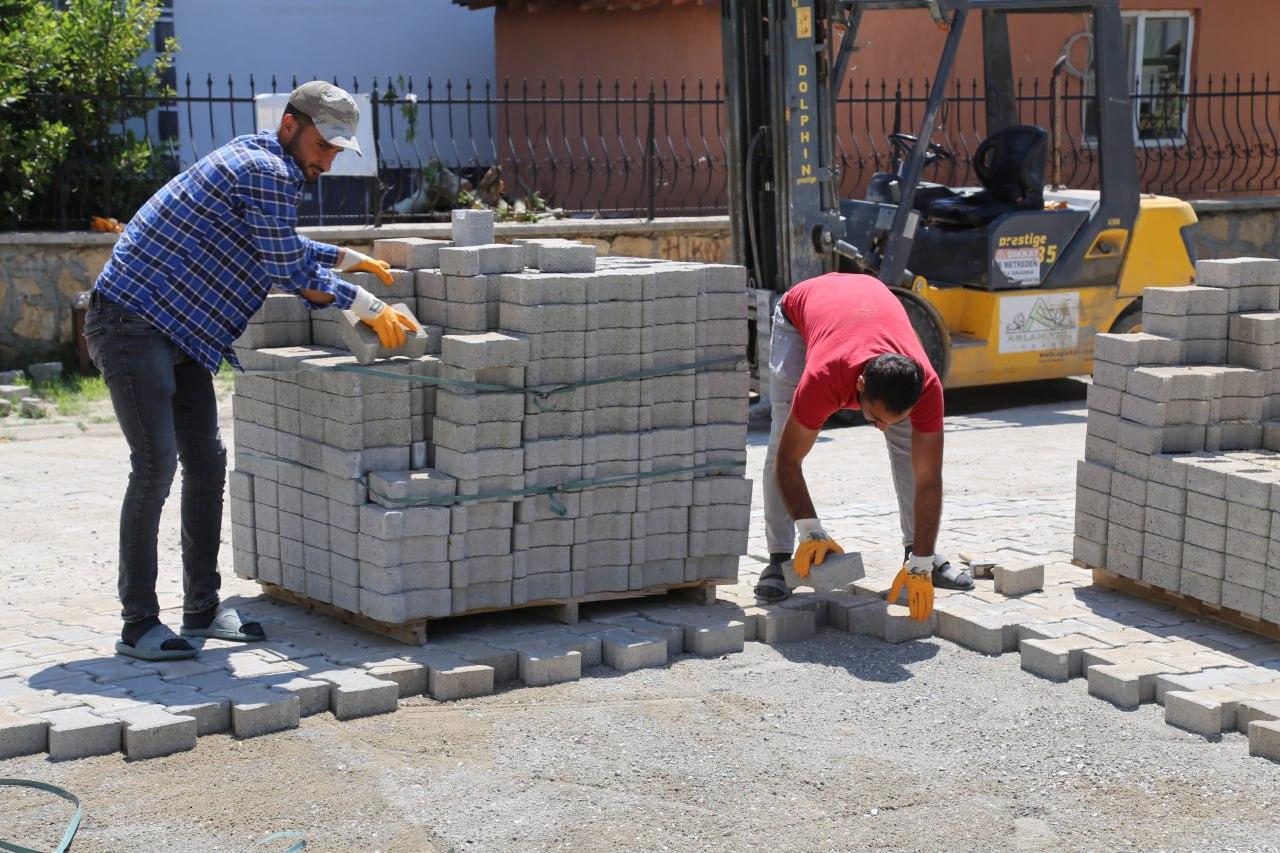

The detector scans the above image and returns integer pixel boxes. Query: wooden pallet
[1077,560,1280,644]
[259,579,725,645]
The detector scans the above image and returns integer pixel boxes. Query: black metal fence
[13,71,1280,230]
[845,72,1280,202]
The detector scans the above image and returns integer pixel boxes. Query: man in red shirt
[754,272,974,602]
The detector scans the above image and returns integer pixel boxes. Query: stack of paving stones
[229,208,752,627]
[1074,257,1280,622]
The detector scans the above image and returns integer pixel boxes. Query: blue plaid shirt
[94,130,356,373]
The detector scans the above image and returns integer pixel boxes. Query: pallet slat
[1076,560,1280,644]
[259,579,725,645]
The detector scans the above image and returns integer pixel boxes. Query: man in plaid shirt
[85,81,418,661]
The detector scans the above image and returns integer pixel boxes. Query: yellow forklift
[721,0,1199,388]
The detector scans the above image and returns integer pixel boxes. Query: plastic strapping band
[257,830,307,852]
[233,450,742,509]
[239,354,743,400]
[0,779,82,853]
[359,460,743,509]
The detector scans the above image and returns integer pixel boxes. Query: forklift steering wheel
[888,132,954,165]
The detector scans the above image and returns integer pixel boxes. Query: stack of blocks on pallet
[229,209,752,625]
[1074,257,1280,621]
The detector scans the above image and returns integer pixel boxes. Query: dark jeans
[83,291,226,626]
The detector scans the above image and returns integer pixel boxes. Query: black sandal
[753,563,792,603]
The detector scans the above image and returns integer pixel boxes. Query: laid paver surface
[3,380,1280,850]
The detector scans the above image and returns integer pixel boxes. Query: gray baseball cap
[288,81,361,156]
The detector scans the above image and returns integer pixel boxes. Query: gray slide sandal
[115,623,197,661]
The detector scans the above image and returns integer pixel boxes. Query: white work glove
[348,286,387,322]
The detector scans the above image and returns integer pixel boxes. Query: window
[1083,11,1193,145]
[1130,13,1193,142]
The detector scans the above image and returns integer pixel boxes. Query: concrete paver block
[270,677,332,717]
[451,208,495,246]
[1164,687,1254,737]
[746,604,816,645]
[39,707,122,760]
[528,240,596,273]
[590,614,684,656]
[432,640,520,683]
[225,686,301,738]
[1248,719,1280,762]
[1020,634,1108,681]
[1088,660,1178,709]
[339,303,430,365]
[363,660,428,698]
[936,606,1019,655]
[643,609,746,657]
[441,331,531,369]
[0,709,49,758]
[312,670,401,720]
[113,705,198,759]
[1237,698,1280,735]
[514,642,582,686]
[993,562,1045,596]
[417,654,494,700]
[598,629,669,672]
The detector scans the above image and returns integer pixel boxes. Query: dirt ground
[3,379,1280,852]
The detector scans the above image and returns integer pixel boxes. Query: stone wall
[0,218,731,370]
[5,197,1280,370]
[1189,198,1280,261]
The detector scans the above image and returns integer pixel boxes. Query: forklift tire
[891,287,953,383]
[1109,300,1143,334]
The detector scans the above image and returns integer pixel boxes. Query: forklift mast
[721,0,846,294]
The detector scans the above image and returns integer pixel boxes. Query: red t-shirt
[781,273,945,432]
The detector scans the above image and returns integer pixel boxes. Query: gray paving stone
[598,629,668,672]
[338,303,430,365]
[1248,719,1280,762]
[1020,634,1109,681]
[936,605,1020,655]
[1088,660,1177,709]
[113,705,198,759]
[1165,687,1251,737]
[589,614,684,656]
[313,670,400,720]
[412,653,493,700]
[39,707,121,760]
[154,689,231,735]
[514,642,582,686]
[0,709,49,758]
[450,208,495,246]
[225,686,301,738]
[429,640,519,683]
[747,604,816,645]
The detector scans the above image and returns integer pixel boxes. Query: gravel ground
[3,378,1280,852]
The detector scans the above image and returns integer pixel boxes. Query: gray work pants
[762,302,915,555]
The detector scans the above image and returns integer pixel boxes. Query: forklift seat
[926,125,1048,228]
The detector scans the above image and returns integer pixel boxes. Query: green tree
[0,0,176,229]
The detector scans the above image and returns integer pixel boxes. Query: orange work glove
[887,553,935,622]
[361,304,420,349]
[337,248,393,286]
[793,518,843,578]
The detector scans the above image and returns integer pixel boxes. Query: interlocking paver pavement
[4,394,1280,766]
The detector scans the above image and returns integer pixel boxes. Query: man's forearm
[776,460,818,522]
[299,288,335,306]
[911,479,943,556]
